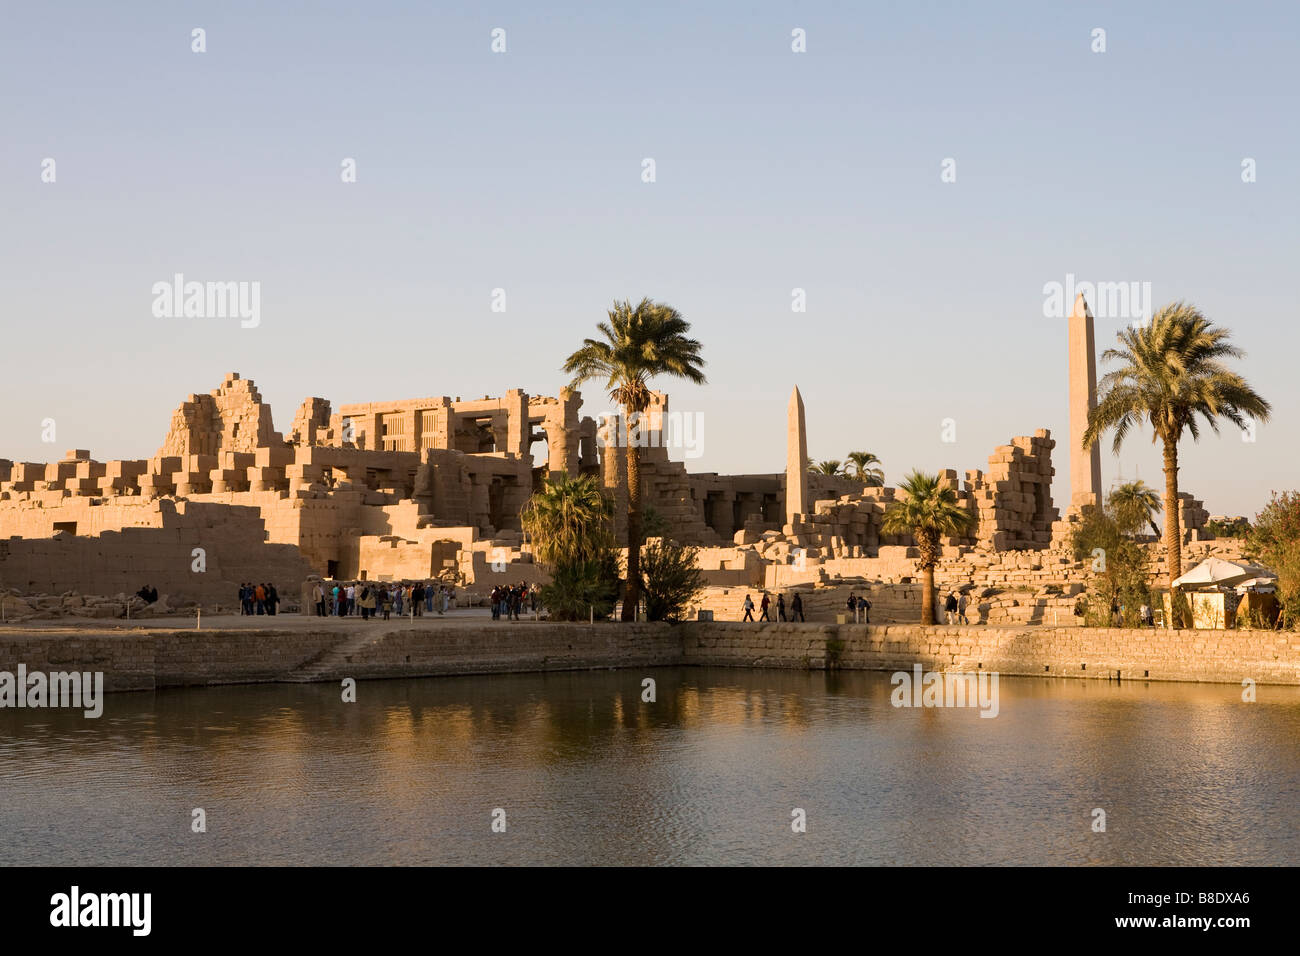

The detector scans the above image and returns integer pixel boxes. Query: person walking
[944,591,959,625]
[331,583,341,616]
[857,594,870,625]
[957,591,969,625]
[359,586,371,621]
[759,593,771,622]
[742,594,755,622]
[381,587,392,620]
[413,582,424,617]
[267,583,279,616]
[425,582,435,615]
[313,581,325,617]
[791,592,805,622]
[777,593,787,622]
[254,582,266,615]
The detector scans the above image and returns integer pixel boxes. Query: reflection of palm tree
[809,459,845,476]
[1083,302,1270,600]
[1108,480,1162,537]
[563,298,706,620]
[881,471,974,625]
[846,451,885,487]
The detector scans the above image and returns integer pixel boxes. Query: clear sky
[2,1,1296,518]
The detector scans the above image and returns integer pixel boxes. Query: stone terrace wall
[680,623,1300,685]
[1,621,1296,692]
[0,623,681,691]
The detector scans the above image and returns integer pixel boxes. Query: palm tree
[563,298,706,620]
[1108,480,1162,538]
[846,451,885,487]
[809,460,845,476]
[520,473,614,569]
[881,470,975,625]
[1083,302,1271,609]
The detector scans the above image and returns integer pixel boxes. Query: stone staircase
[284,629,386,682]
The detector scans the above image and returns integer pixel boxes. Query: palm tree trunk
[921,565,935,625]
[623,406,642,621]
[1161,437,1183,625]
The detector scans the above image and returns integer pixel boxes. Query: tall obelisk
[1068,293,1103,508]
[786,386,809,525]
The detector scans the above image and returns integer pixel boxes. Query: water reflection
[1,669,1297,865]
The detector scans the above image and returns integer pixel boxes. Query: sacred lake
[2,668,1297,866]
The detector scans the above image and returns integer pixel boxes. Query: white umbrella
[1171,557,1273,590]
[1233,577,1278,593]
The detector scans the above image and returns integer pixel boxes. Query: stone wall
[679,623,1299,685]
[1,621,1295,692]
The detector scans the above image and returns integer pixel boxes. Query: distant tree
[641,540,705,622]
[1247,491,1300,628]
[1083,303,1271,620]
[563,298,706,620]
[881,471,975,625]
[1108,480,1162,537]
[1071,504,1152,628]
[1205,516,1251,539]
[809,459,845,477]
[521,473,621,621]
[521,473,614,568]
[846,451,885,487]
[640,504,671,542]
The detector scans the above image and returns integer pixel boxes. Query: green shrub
[540,553,621,621]
[1247,491,1300,629]
[1071,506,1152,628]
[640,540,704,622]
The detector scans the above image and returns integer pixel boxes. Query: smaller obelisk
[1068,293,1103,508]
[786,386,809,526]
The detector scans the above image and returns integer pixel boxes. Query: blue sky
[2,1,1296,517]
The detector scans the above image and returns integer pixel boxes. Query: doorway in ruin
[488,479,506,532]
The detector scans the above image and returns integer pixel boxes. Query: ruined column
[504,389,530,457]
[785,386,808,526]
[1068,294,1103,508]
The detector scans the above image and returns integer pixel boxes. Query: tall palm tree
[1108,480,1162,537]
[846,451,885,487]
[563,298,706,620]
[1083,302,1271,608]
[520,473,614,569]
[881,470,975,625]
[809,459,845,476]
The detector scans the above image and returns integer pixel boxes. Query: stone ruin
[0,299,1220,623]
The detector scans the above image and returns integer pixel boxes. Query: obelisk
[1068,293,1103,508]
[786,386,808,525]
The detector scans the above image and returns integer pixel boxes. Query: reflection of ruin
[0,308,1218,616]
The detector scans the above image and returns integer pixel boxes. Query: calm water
[2,668,1298,866]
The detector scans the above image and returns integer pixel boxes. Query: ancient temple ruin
[0,301,1215,616]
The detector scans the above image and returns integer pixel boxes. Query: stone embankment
[1,620,1296,692]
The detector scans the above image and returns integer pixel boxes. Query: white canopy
[1172,557,1276,590]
